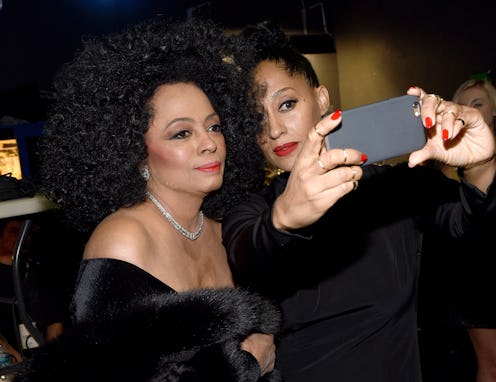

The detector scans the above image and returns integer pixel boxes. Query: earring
[141,167,150,181]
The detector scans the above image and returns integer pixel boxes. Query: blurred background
[1,0,495,122]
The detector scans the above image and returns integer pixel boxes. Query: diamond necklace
[146,191,204,240]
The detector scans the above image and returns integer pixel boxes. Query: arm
[222,184,313,283]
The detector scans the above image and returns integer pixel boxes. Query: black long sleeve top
[222,163,496,382]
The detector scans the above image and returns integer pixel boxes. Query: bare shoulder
[83,208,150,263]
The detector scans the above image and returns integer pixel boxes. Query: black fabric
[0,173,34,201]
[13,258,282,382]
[222,163,496,382]
[0,263,17,347]
[418,200,496,329]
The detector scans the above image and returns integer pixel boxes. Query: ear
[315,85,330,116]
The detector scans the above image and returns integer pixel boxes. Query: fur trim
[13,288,282,382]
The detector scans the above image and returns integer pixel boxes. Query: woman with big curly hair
[12,17,280,382]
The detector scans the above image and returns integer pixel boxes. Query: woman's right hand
[273,110,367,231]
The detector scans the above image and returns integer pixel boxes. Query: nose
[199,131,217,153]
[265,111,286,139]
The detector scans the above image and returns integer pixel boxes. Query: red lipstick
[196,161,222,172]
[274,142,298,157]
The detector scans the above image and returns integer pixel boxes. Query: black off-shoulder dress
[14,258,282,382]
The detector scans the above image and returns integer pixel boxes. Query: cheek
[147,142,183,170]
[286,113,314,138]
[259,140,272,158]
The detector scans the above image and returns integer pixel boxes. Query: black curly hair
[38,17,265,233]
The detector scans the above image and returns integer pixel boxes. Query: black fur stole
[12,287,282,382]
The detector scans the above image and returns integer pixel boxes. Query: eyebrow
[166,112,219,129]
[269,87,293,99]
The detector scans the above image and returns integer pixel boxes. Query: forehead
[152,82,210,107]
[254,61,310,98]
[457,85,490,103]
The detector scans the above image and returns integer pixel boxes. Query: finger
[421,94,444,129]
[406,85,422,97]
[317,158,327,172]
[440,102,466,141]
[407,86,444,129]
[321,165,364,187]
[408,148,432,168]
[320,148,368,170]
[311,110,343,142]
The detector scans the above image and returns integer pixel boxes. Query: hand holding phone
[324,95,426,164]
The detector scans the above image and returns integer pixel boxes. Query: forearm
[224,206,292,275]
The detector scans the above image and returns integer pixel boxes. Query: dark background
[0,2,326,90]
[1,0,495,120]
[1,0,334,121]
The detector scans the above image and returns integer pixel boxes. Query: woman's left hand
[240,333,276,376]
[407,86,495,170]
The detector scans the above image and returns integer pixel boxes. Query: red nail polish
[408,86,417,91]
[425,117,433,128]
[442,129,449,141]
[330,110,342,120]
[361,153,368,163]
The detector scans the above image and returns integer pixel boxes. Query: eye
[208,123,222,133]
[171,129,191,140]
[279,99,297,112]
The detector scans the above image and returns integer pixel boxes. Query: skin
[1,220,64,347]
[0,221,24,363]
[454,84,495,130]
[0,336,22,364]
[0,220,22,266]
[83,82,275,375]
[453,83,496,382]
[252,60,496,234]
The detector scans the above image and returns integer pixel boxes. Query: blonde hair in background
[452,79,496,110]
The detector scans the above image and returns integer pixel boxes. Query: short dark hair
[232,20,320,89]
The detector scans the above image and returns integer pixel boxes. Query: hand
[273,110,366,231]
[406,86,496,169]
[0,337,22,364]
[240,333,276,376]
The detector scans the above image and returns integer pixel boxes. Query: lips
[196,161,222,172]
[274,142,297,157]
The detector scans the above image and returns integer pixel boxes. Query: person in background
[0,334,21,365]
[0,213,79,354]
[452,78,496,382]
[419,78,496,382]
[13,17,280,382]
[0,220,24,365]
[23,211,85,343]
[221,20,496,382]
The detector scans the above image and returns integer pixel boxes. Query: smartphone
[324,95,426,164]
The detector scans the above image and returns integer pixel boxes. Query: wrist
[459,154,496,193]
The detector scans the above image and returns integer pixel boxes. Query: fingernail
[408,86,417,91]
[425,117,433,128]
[330,110,342,120]
[442,129,449,141]
[361,153,368,163]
